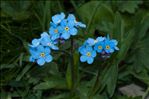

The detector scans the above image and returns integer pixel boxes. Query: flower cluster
[79,35,119,64]
[49,12,86,40]
[29,12,86,66]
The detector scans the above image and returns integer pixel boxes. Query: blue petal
[91,51,96,57]
[115,47,119,50]
[79,46,86,55]
[67,14,75,21]
[60,12,65,20]
[37,45,44,52]
[32,39,40,47]
[105,49,113,54]
[50,22,57,28]
[80,55,87,62]
[49,27,55,35]
[52,12,65,24]
[68,21,75,28]
[61,31,70,39]
[51,34,60,40]
[87,38,95,46]
[109,49,114,53]
[41,32,49,37]
[69,27,77,35]
[87,58,94,64]
[29,56,35,62]
[51,45,59,50]
[97,49,102,53]
[45,55,53,62]
[44,47,51,54]
[52,16,60,24]
[29,47,39,59]
[37,58,45,66]
[41,38,50,46]
[57,26,63,32]
[60,19,67,26]
[96,37,105,42]
[104,49,108,53]
[86,46,93,52]
[111,40,118,45]
[76,22,86,28]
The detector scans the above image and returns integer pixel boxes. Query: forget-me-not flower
[79,46,96,64]
[29,45,53,66]
[79,35,119,64]
[104,39,119,53]
[49,22,63,40]
[60,19,78,39]
[40,32,59,50]
[94,41,104,53]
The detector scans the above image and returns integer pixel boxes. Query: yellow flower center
[106,45,110,49]
[40,53,45,57]
[98,46,102,49]
[86,52,91,56]
[54,29,58,33]
[65,26,69,31]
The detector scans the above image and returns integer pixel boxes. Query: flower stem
[70,38,75,90]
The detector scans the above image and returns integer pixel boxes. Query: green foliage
[0,0,149,99]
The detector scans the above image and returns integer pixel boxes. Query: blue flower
[40,32,59,50]
[94,41,104,53]
[79,46,96,64]
[29,45,53,66]
[104,39,116,53]
[52,12,65,24]
[49,24,63,40]
[60,19,78,39]
[67,14,86,28]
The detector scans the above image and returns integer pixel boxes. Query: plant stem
[70,38,75,90]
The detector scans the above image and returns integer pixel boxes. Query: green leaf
[48,93,69,99]
[118,1,143,13]
[92,94,108,99]
[16,64,32,81]
[131,70,149,86]
[29,62,60,78]
[133,10,149,40]
[0,64,16,70]
[34,77,67,90]
[101,63,118,97]
[1,1,31,20]
[106,64,118,97]
[33,1,51,31]
[129,37,149,72]
[117,29,135,62]
[77,1,114,37]
[112,12,124,42]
